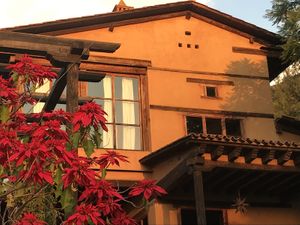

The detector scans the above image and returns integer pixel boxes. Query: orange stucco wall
[58,13,299,225]
[59,15,292,150]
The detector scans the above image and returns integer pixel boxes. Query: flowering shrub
[0,55,166,224]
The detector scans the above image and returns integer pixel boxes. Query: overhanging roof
[276,116,300,135]
[141,134,300,208]
[2,1,282,46]
[141,133,300,167]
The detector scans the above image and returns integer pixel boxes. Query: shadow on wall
[220,58,272,113]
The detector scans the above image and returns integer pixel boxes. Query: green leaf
[0,106,9,123]
[61,187,76,219]
[101,168,107,179]
[71,132,81,149]
[21,135,30,143]
[93,130,102,148]
[11,72,19,84]
[83,139,95,158]
[54,167,62,185]
[0,165,3,177]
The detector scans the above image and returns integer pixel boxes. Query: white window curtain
[121,78,136,149]
[102,77,113,148]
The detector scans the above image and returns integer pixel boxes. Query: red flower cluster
[6,54,57,86]
[129,179,167,200]
[0,55,167,224]
[14,213,46,225]
[64,204,105,225]
[73,102,108,132]
[95,150,129,168]
[0,76,19,104]
[62,157,96,188]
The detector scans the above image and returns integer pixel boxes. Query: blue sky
[0,0,277,33]
[210,0,277,32]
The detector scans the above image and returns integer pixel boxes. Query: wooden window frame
[81,73,150,151]
[185,114,243,137]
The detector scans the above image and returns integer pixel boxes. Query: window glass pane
[206,118,222,134]
[33,102,44,113]
[225,119,242,137]
[94,99,113,123]
[206,86,217,97]
[115,77,139,100]
[186,116,203,134]
[35,80,50,93]
[116,125,141,150]
[23,103,34,114]
[55,104,66,111]
[88,76,112,98]
[101,124,114,149]
[115,101,140,125]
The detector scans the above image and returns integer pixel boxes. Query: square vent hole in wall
[205,86,217,97]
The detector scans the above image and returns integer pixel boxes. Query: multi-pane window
[186,116,242,137]
[23,75,142,150]
[88,75,142,150]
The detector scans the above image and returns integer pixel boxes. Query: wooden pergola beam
[43,68,67,112]
[0,31,120,55]
[0,31,121,111]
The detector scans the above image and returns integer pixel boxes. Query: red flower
[31,109,71,124]
[79,179,123,204]
[14,213,46,225]
[32,120,68,142]
[95,150,129,168]
[64,204,105,225]
[111,212,137,225]
[62,157,96,188]
[0,76,19,105]
[72,102,107,132]
[129,180,167,200]
[6,55,57,86]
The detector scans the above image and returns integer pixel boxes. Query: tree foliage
[266,0,300,64]
[0,55,166,225]
[272,71,300,119]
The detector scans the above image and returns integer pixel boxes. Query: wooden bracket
[228,147,242,162]
[277,150,292,165]
[211,145,224,161]
[262,150,275,165]
[245,149,258,163]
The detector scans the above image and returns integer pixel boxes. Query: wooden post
[65,63,79,219]
[188,157,207,225]
[66,63,79,113]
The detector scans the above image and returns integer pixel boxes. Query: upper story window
[23,75,143,151]
[88,75,142,150]
[205,86,217,98]
[186,116,242,137]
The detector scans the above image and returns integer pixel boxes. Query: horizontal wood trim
[187,78,234,86]
[149,66,269,80]
[190,13,267,46]
[40,12,188,36]
[232,47,281,57]
[204,160,300,173]
[0,31,120,54]
[150,104,274,118]
[80,62,147,75]
[85,55,151,68]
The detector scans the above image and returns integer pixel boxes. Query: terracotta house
[1,1,300,224]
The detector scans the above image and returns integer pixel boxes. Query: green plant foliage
[272,73,300,119]
[266,0,300,64]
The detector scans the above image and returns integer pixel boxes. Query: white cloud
[0,0,213,29]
